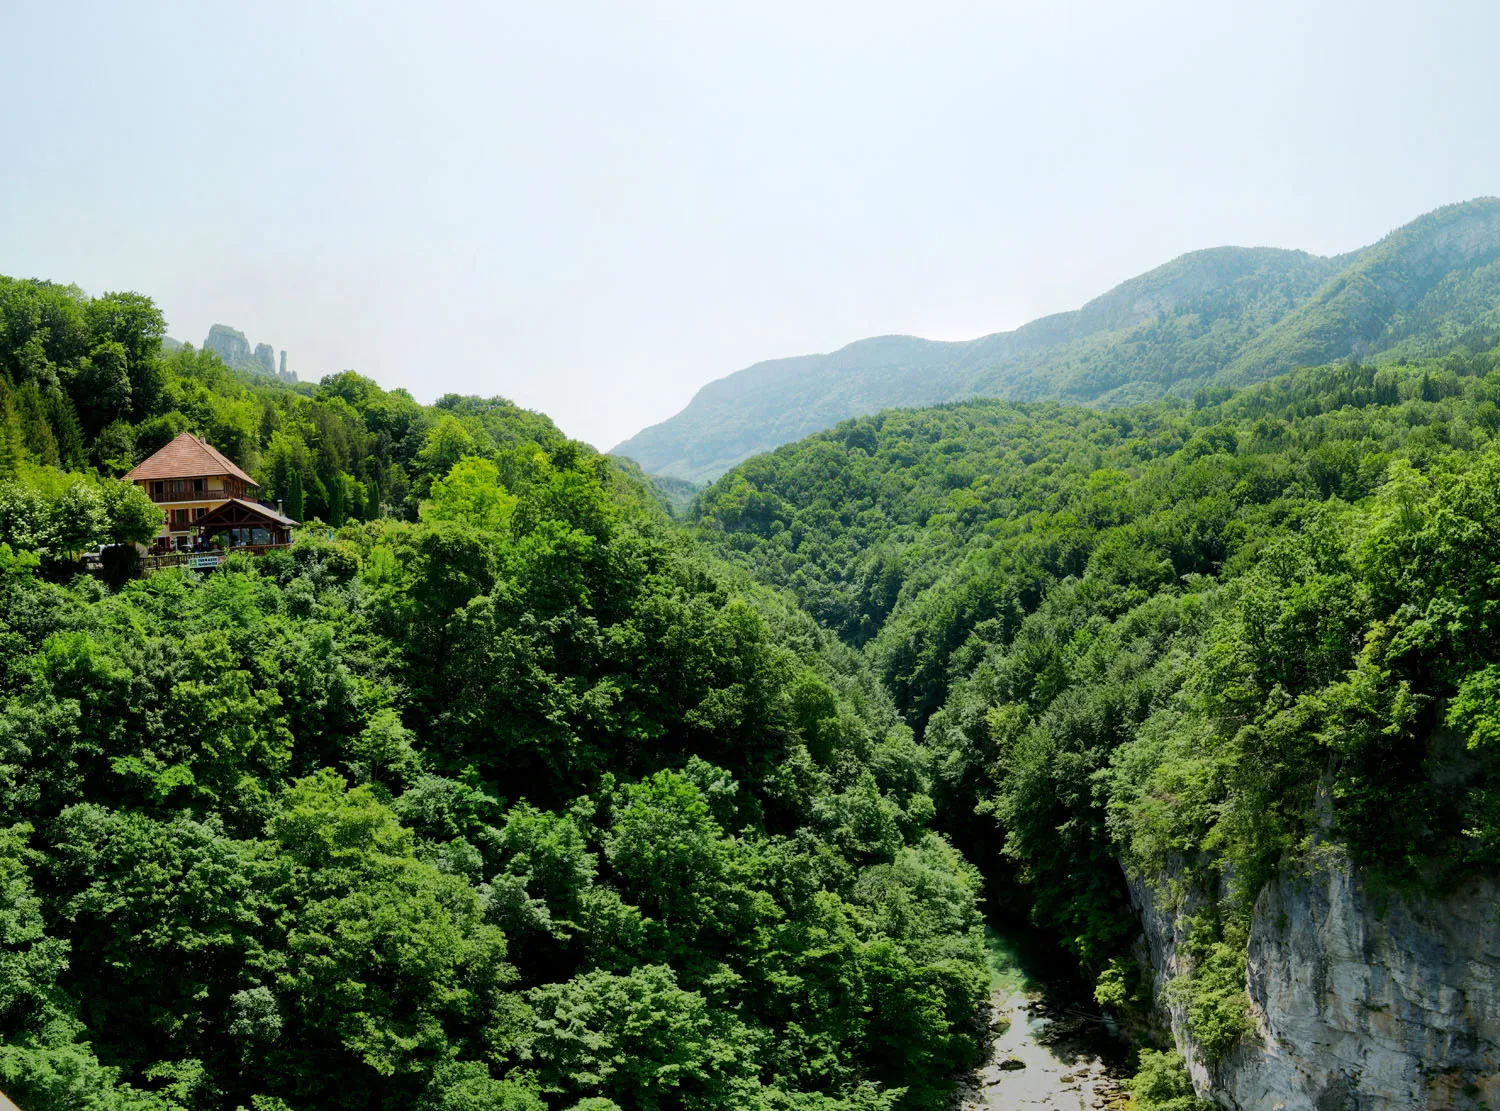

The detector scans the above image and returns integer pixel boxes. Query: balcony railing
[142,543,292,572]
[146,487,232,504]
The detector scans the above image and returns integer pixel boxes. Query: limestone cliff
[1133,857,1500,1109]
[202,324,296,382]
[204,323,251,367]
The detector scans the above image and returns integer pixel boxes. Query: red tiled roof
[123,432,256,485]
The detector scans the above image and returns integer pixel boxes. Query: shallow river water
[951,929,1129,1111]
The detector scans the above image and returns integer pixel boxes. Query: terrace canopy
[193,497,298,549]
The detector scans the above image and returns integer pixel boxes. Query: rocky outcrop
[204,323,251,367]
[1133,856,1500,1109]
[201,326,295,382]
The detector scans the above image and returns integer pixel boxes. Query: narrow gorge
[6,215,1500,1109]
[691,333,1500,1111]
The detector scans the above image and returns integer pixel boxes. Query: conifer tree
[14,382,59,465]
[45,391,85,467]
[0,383,26,479]
[327,473,346,527]
[287,468,305,522]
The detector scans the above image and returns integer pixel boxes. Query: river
[951,928,1130,1111]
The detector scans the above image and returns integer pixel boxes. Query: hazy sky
[3,1,1498,450]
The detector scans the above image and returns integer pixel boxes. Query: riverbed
[951,929,1129,1111]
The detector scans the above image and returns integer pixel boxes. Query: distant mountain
[614,198,1500,482]
[203,323,297,383]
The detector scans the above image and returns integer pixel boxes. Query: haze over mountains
[614,198,1500,483]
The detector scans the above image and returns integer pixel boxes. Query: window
[195,507,206,520]
[194,478,205,494]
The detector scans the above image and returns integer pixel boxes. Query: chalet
[123,431,297,553]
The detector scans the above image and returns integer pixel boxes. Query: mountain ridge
[614,198,1500,482]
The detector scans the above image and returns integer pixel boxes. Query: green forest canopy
[695,338,1500,1063]
[0,275,988,1111]
[5,268,1500,1108]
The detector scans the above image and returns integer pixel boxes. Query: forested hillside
[616,197,1500,482]
[0,273,572,539]
[9,264,1500,1110]
[0,277,989,1111]
[695,335,1500,1080]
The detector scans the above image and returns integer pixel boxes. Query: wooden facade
[123,432,297,553]
[193,497,297,549]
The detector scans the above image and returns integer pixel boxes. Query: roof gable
[123,432,256,485]
[195,497,299,529]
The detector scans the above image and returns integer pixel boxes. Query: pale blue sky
[3,0,1498,450]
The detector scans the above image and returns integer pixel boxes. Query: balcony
[145,486,224,504]
[142,543,293,573]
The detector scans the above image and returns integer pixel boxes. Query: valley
[956,929,1127,1111]
[8,3,1498,1108]
[2,250,1500,1109]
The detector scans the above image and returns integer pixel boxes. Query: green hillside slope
[694,336,1500,1072]
[615,198,1500,483]
[1224,198,1500,380]
[0,275,987,1111]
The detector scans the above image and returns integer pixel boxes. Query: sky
[3,0,1499,451]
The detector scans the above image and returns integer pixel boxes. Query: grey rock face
[204,324,251,367]
[202,326,294,381]
[1133,856,1500,1109]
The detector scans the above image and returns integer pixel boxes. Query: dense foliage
[697,339,1500,1059]
[1124,1051,1213,1111]
[10,258,1500,1107]
[616,197,1500,482]
[0,282,988,1110]
[0,274,570,529]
